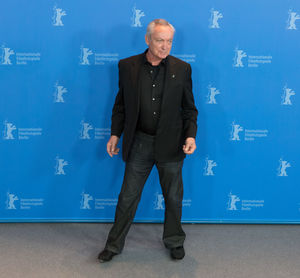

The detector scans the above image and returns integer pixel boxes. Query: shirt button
[152,84,155,87]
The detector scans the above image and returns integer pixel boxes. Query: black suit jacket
[111,52,198,162]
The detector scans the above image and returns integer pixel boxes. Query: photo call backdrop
[1,0,299,223]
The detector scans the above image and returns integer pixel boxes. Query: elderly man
[98,19,198,262]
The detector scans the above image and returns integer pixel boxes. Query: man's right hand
[106,135,120,157]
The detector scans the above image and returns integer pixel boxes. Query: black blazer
[111,52,198,162]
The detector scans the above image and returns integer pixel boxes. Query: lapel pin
[172,74,175,78]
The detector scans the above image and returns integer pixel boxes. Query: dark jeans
[105,132,186,254]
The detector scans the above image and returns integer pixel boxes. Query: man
[98,19,198,262]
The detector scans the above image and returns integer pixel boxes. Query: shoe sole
[171,256,184,260]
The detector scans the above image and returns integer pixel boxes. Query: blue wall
[1,1,299,223]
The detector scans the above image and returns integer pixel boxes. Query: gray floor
[0,223,300,278]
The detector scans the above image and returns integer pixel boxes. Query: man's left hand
[183,137,196,155]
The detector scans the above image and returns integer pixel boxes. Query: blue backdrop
[1,1,299,223]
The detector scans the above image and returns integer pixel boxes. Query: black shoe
[98,249,118,263]
[170,246,185,260]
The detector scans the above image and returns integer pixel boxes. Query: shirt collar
[143,49,167,66]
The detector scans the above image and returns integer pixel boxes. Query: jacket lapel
[130,55,143,113]
[161,56,177,110]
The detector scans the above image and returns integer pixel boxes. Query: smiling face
[145,25,174,64]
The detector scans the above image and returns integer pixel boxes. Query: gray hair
[146,19,175,39]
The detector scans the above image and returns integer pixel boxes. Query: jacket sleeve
[182,64,198,139]
[111,61,125,138]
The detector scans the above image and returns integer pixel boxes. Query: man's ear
[145,35,149,46]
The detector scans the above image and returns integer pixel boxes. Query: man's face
[145,25,174,60]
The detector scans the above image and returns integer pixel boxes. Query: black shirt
[136,52,166,135]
